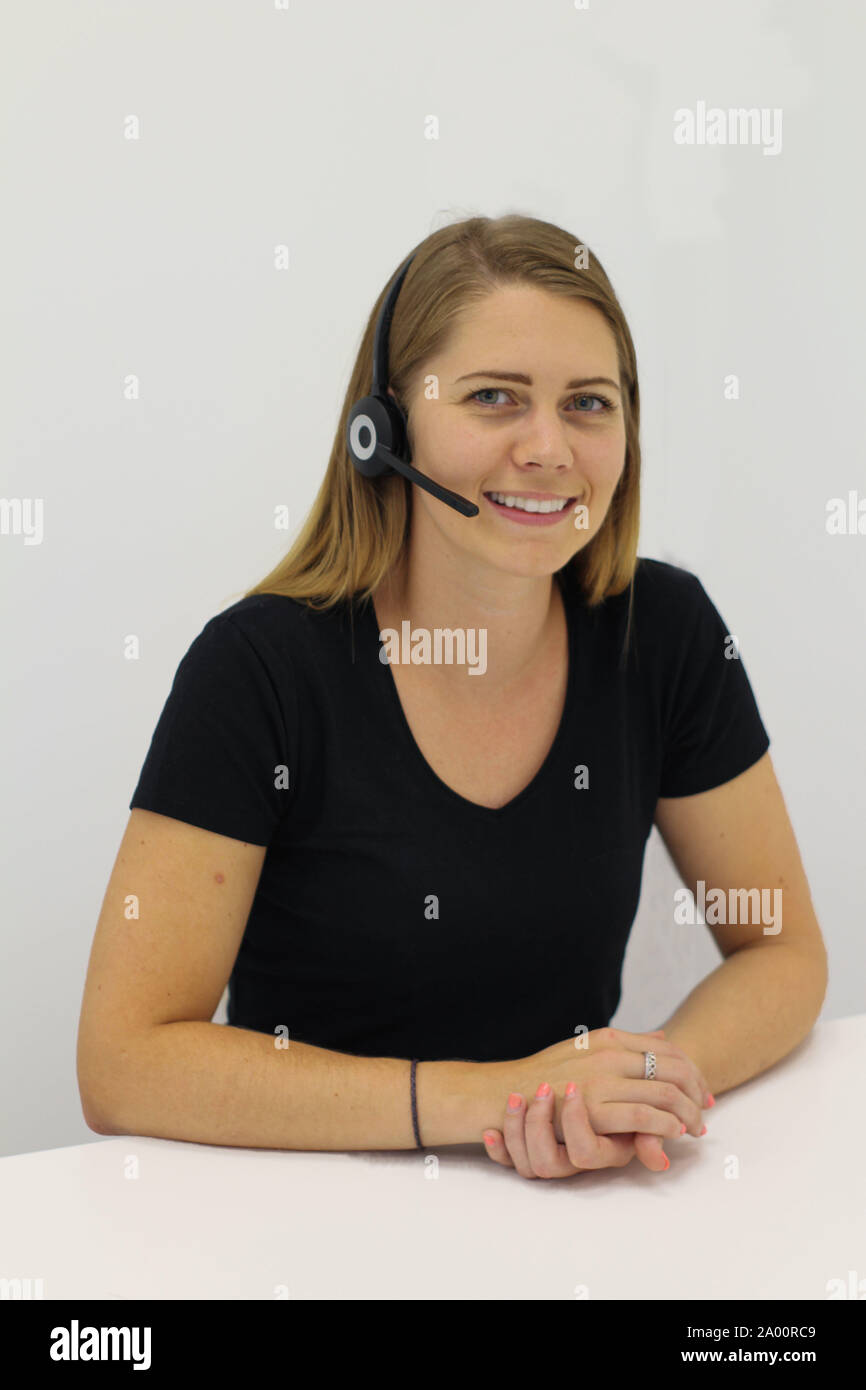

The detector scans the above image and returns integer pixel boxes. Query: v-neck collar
[360,585,577,817]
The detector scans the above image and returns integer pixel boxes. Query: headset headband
[372,253,416,398]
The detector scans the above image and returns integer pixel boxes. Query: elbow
[802,941,829,1016]
[792,945,829,1032]
[77,1055,121,1134]
[80,1089,117,1135]
[77,1030,121,1134]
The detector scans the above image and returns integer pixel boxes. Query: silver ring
[644,1049,656,1079]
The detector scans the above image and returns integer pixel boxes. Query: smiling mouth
[483,491,578,514]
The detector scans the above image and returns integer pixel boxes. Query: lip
[483,491,580,527]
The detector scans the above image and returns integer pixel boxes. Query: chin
[483,550,571,581]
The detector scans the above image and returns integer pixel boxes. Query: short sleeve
[129,613,293,845]
[658,576,770,798]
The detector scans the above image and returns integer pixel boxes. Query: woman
[77,214,827,1181]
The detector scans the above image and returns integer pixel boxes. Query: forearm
[658,944,828,1098]
[87,1021,497,1150]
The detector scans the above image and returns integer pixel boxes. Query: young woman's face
[396,283,628,580]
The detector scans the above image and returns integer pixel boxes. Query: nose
[510,410,575,471]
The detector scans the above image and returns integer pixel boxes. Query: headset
[345,253,479,518]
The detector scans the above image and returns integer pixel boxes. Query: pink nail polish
[707,1093,716,1107]
[679,1123,686,1135]
[483,1131,497,1145]
[565,1082,577,1099]
[507,1093,522,1112]
[662,1154,670,1170]
[700,1124,707,1136]
[535,1082,551,1099]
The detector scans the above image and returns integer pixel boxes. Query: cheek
[422,418,496,475]
[585,434,627,484]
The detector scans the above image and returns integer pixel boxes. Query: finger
[523,1084,587,1179]
[605,1026,673,1050]
[634,1058,706,1125]
[636,1031,711,1105]
[560,1083,636,1171]
[650,1043,712,1105]
[588,1082,701,1139]
[605,1031,709,1115]
[634,1131,670,1172]
[481,1129,514,1168]
[501,1092,537,1179]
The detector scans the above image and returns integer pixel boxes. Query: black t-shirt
[129,556,770,1064]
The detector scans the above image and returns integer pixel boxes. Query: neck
[371,547,563,695]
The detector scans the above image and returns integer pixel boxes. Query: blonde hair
[241,213,641,620]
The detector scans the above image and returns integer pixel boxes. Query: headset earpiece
[346,393,408,479]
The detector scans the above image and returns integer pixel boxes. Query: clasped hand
[482,1027,713,1179]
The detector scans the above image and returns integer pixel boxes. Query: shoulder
[562,555,708,634]
[207,592,316,642]
[199,592,354,662]
[627,558,730,669]
[633,555,717,636]
[631,555,706,611]
[563,557,726,680]
[186,594,366,716]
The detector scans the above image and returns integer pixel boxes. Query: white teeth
[487,491,568,513]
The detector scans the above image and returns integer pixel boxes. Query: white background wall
[2,0,863,1158]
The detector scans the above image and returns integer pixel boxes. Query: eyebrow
[455,370,622,393]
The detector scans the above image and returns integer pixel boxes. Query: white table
[2,1016,863,1299]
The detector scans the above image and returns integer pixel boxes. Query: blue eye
[574,393,615,413]
[465,388,616,413]
[468,388,509,406]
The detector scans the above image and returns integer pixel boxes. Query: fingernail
[565,1082,577,1099]
[700,1124,707,1136]
[707,1093,716,1107]
[661,1154,670,1170]
[507,1093,522,1112]
[535,1082,551,1099]
[482,1131,497,1145]
[679,1123,686,1135]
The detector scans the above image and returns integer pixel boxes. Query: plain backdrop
[1,0,863,1159]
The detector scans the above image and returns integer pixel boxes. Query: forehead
[440,284,619,369]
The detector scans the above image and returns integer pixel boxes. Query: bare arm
[654,753,828,1096]
[77,809,498,1149]
[87,1021,494,1150]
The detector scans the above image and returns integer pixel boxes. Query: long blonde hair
[240,213,641,619]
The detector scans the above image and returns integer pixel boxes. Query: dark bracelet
[410,1058,424,1149]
